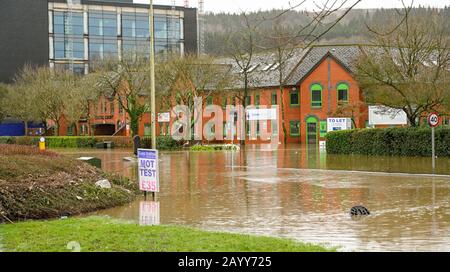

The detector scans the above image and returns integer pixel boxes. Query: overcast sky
[135,0,449,13]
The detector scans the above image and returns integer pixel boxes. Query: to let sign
[138,149,159,192]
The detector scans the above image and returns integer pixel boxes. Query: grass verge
[1,217,333,252]
[0,145,139,223]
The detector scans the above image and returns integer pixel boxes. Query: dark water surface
[61,145,450,252]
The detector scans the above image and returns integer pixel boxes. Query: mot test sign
[138,149,159,192]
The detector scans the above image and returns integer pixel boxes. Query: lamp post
[149,0,157,150]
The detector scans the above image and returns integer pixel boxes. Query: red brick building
[59,45,448,144]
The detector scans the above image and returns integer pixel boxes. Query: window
[337,83,349,104]
[122,12,150,57]
[89,10,118,60]
[444,117,450,126]
[53,11,84,60]
[290,121,300,136]
[110,100,115,115]
[245,96,251,106]
[319,121,327,137]
[80,124,88,136]
[144,123,151,136]
[290,90,299,106]
[67,124,75,136]
[311,84,322,108]
[254,94,260,107]
[271,93,278,105]
[206,97,213,106]
[272,120,278,135]
[54,63,85,75]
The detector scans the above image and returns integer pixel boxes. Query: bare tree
[2,83,39,136]
[157,54,234,140]
[355,5,450,126]
[64,73,101,136]
[13,66,76,136]
[91,55,152,137]
[0,84,9,123]
[230,0,363,144]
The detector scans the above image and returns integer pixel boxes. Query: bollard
[39,137,46,151]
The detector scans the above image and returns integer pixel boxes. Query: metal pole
[432,127,436,173]
[150,0,157,150]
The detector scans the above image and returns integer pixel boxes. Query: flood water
[61,145,450,252]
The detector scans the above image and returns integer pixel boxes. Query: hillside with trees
[204,6,450,56]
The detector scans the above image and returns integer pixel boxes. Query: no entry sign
[138,149,159,192]
[428,113,440,128]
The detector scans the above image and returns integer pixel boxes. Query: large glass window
[89,11,118,60]
[121,12,182,57]
[337,83,349,104]
[53,11,84,60]
[311,84,323,108]
[122,12,150,57]
[54,63,85,75]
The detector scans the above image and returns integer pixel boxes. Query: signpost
[138,149,159,199]
[428,113,440,173]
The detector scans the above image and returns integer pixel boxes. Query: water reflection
[139,201,160,226]
[61,145,450,252]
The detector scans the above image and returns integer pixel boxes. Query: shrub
[142,136,183,150]
[326,127,450,157]
[190,144,240,152]
[0,136,183,150]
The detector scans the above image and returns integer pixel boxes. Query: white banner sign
[138,149,159,192]
[327,118,352,132]
[246,109,277,121]
[369,106,408,126]
[158,113,170,123]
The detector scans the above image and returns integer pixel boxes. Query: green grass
[0,217,333,252]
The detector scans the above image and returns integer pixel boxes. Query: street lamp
[149,0,157,150]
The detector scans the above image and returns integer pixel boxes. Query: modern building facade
[0,0,198,82]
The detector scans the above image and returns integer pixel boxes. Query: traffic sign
[428,113,440,128]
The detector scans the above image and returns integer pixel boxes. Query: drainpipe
[327,55,332,113]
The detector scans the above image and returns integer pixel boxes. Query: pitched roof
[285,45,362,85]
[217,45,362,90]
[216,47,309,89]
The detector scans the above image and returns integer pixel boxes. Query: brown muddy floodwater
[61,145,450,252]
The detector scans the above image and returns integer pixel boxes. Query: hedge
[0,136,183,151]
[326,127,450,157]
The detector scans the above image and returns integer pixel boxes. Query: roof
[217,45,363,90]
[216,47,309,90]
[285,45,362,85]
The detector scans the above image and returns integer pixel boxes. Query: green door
[306,117,318,145]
